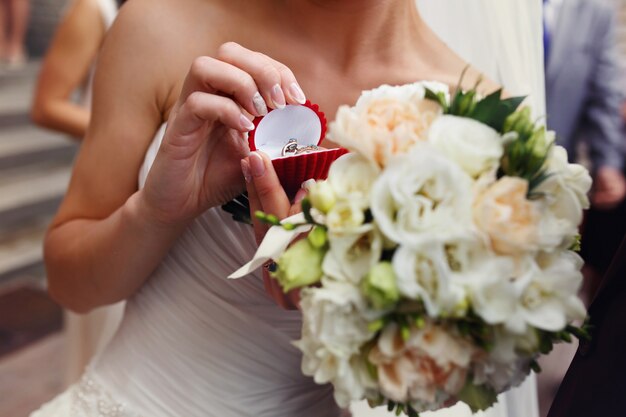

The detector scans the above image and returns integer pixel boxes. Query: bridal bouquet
[230,81,591,415]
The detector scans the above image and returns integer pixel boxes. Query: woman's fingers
[246,152,291,219]
[167,92,253,145]
[243,157,269,245]
[179,56,267,117]
[217,42,306,108]
[173,43,307,140]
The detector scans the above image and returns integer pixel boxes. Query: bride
[33,0,542,416]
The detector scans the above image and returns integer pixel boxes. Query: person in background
[548,235,626,417]
[31,0,122,140]
[544,0,626,297]
[31,0,125,386]
[0,0,29,68]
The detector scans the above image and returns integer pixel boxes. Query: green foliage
[385,401,421,417]
[361,262,400,310]
[569,235,582,252]
[425,72,555,194]
[535,319,592,356]
[457,379,498,413]
[425,85,526,134]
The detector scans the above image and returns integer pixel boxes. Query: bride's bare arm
[44,4,180,312]
[45,2,307,313]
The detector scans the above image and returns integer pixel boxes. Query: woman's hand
[242,151,305,310]
[141,42,307,227]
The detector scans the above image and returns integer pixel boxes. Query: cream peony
[330,82,445,167]
[428,115,504,178]
[370,144,475,248]
[473,176,541,256]
[368,322,475,404]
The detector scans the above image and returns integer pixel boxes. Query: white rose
[295,280,378,407]
[355,81,447,106]
[323,225,384,285]
[297,279,374,358]
[330,83,444,167]
[473,251,585,335]
[327,153,380,209]
[535,146,592,249]
[472,358,531,393]
[392,244,467,317]
[326,200,366,232]
[308,180,336,213]
[428,115,504,178]
[473,177,541,256]
[298,343,376,407]
[514,251,586,332]
[370,144,475,247]
[472,328,532,392]
[453,252,522,327]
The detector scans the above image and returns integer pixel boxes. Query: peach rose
[368,322,474,404]
[473,177,540,256]
[330,83,444,167]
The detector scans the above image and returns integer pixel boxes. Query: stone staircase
[0,62,77,288]
[26,0,69,58]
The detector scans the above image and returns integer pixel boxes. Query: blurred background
[0,0,75,415]
[0,0,625,416]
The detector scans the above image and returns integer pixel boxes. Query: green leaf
[530,360,542,373]
[469,90,526,132]
[407,406,420,417]
[569,235,582,252]
[301,197,316,225]
[457,382,498,413]
[368,319,385,333]
[424,88,449,111]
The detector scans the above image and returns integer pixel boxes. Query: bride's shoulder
[425,54,501,97]
[410,28,502,96]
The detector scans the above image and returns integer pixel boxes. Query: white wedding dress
[32,123,343,417]
[32,1,545,416]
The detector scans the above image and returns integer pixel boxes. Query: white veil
[352,1,544,416]
[418,1,542,417]
[417,0,545,117]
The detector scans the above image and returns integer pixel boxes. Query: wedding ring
[281,138,319,157]
[281,139,299,156]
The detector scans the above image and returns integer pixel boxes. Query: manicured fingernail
[249,152,266,177]
[289,82,306,104]
[252,92,268,116]
[239,114,255,131]
[271,84,286,109]
[241,159,252,183]
[301,179,316,191]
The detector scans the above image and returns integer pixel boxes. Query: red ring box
[248,101,348,199]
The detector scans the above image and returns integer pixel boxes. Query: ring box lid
[248,100,327,159]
